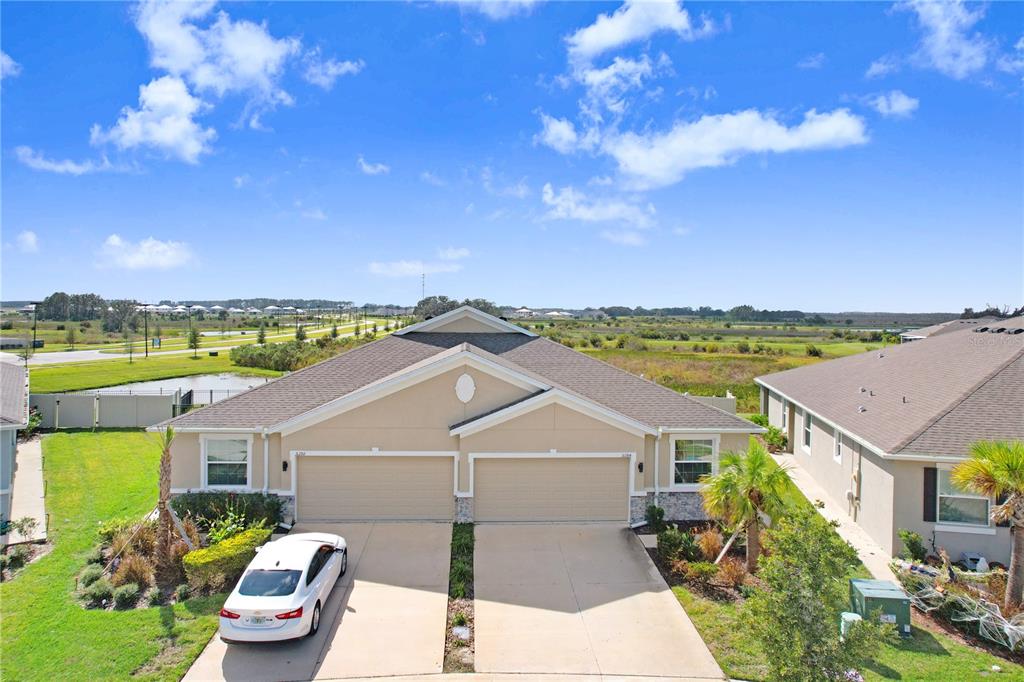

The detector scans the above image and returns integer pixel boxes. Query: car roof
[248,536,332,571]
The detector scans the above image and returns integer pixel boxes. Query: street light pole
[143,305,150,358]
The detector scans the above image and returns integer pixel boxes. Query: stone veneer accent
[630,491,708,525]
[455,496,473,523]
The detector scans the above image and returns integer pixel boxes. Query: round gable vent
[455,373,476,403]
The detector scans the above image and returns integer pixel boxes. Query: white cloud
[420,171,446,186]
[601,108,868,190]
[534,113,584,154]
[303,48,364,89]
[438,246,470,260]
[98,234,194,270]
[233,173,250,188]
[15,146,116,176]
[600,229,646,246]
[464,202,475,214]
[357,155,390,175]
[579,53,669,113]
[865,54,900,79]
[899,0,991,80]
[440,0,540,20]
[301,207,327,221]
[588,175,614,186]
[481,166,530,198]
[16,231,39,253]
[368,259,462,277]
[997,36,1024,76]
[870,90,919,119]
[541,183,655,228]
[1,51,21,79]
[566,0,713,65]
[797,52,826,69]
[90,76,216,163]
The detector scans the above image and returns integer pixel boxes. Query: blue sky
[2,0,1022,311]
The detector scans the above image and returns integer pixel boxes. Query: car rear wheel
[340,549,348,576]
[308,601,321,637]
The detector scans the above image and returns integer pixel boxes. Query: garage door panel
[298,456,454,521]
[474,457,628,523]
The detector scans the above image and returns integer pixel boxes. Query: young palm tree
[154,426,176,585]
[701,437,792,572]
[952,440,1024,610]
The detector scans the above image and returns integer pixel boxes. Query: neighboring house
[510,307,535,319]
[155,306,761,525]
[899,317,997,343]
[756,318,1024,565]
[0,360,29,524]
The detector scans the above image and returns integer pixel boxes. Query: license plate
[245,616,271,625]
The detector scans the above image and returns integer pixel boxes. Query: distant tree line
[414,296,502,319]
[598,305,808,321]
[35,292,107,321]
[961,305,1024,320]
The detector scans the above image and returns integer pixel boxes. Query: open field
[29,353,282,393]
[529,317,891,413]
[0,432,224,681]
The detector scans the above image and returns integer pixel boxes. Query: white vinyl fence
[686,392,737,414]
[30,391,180,429]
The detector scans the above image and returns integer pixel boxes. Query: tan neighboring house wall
[763,389,1010,564]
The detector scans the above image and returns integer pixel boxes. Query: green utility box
[850,579,912,637]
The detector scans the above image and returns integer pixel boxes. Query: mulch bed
[443,596,474,672]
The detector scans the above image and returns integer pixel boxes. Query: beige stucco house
[757,317,1024,565]
[155,306,761,525]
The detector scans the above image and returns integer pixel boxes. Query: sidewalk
[772,453,896,581]
[2,437,47,545]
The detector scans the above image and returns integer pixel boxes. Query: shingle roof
[165,331,756,432]
[0,359,28,428]
[900,317,998,339]
[757,318,1024,457]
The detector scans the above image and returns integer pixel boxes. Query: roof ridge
[893,345,1024,454]
[533,336,756,429]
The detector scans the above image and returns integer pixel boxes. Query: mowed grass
[29,353,282,393]
[0,432,224,681]
[675,457,1022,681]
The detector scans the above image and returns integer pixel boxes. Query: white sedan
[219,532,348,643]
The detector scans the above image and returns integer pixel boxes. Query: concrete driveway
[184,522,451,682]
[474,524,724,679]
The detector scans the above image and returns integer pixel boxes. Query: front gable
[395,305,536,336]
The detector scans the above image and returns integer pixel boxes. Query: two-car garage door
[295,454,629,524]
[297,456,454,521]
[474,456,629,523]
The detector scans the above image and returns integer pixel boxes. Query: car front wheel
[340,549,348,576]
[308,601,321,637]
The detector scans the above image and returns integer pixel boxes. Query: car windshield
[238,569,301,597]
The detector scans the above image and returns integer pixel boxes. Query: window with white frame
[833,429,842,463]
[204,438,250,488]
[781,400,788,430]
[802,412,812,451]
[938,469,990,526]
[673,438,716,486]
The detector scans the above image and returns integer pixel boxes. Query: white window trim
[780,400,788,432]
[201,434,254,490]
[669,434,720,492]
[801,411,812,454]
[833,428,843,464]
[936,464,992,530]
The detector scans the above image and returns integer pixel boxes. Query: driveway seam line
[557,534,602,676]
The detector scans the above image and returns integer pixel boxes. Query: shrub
[98,517,137,544]
[449,559,472,599]
[736,341,751,354]
[657,528,685,560]
[113,583,140,609]
[706,343,719,353]
[175,583,190,602]
[684,561,719,582]
[452,612,467,627]
[696,528,724,562]
[897,529,927,563]
[718,558,748,588]
[183,526,272,591]
[145,586,164,607]
[84,578,114,607]
[109,530,134,560]
[112,553,154,588]
[763,425,788,452]
[207,510,260,545]
[747,414,769,427]
[80,563,105,587]
[805,344,823,357]
[85,544,105,564]
[645,505,666,533]
[171,492,284,531]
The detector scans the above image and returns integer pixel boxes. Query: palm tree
[154,426,176,585]
[701,437,792,572]
[952,440,1024,610]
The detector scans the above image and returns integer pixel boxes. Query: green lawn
[0,432,223,681]
[29,353,281,393]
[674,457,1023,681]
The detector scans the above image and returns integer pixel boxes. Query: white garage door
[297,456,454,521]
[473,456,629,523]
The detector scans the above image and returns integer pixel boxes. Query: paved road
[2,327,370,366]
